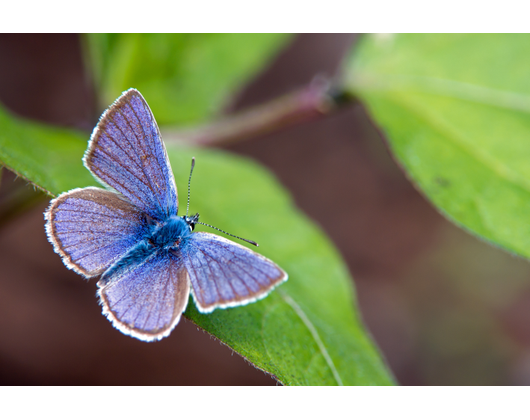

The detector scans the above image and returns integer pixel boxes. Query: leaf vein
[279,290,343,386]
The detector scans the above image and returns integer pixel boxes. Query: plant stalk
[164,77,356,147]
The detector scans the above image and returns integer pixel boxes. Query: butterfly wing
[180,232,288,313]
[97,250,190,341]
[45,187,148,277]
[84,88,178,220]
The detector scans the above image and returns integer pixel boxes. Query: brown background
[1,34,530,385]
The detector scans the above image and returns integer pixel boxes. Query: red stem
[165,77,350,147]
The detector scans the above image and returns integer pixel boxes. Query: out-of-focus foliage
[348,34,530,259]
[85,34,292,126]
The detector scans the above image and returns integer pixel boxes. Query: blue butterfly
[45,88,288,342]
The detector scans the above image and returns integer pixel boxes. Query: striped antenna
[186,157,196,217]
[197,221,259,247]
[186,158,258,247]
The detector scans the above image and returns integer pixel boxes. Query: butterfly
[45,88,288,342]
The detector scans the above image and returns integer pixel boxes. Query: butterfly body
[45,89,287,341]
[147,214,192,248]
[98,214,194,284]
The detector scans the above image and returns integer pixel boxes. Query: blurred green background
[1,34,530,385]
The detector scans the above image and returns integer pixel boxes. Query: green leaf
[170,148,393,385]
[0,105,94,194]
[85,34,292,126]
[0,105,393,385]
[347,34,530,259]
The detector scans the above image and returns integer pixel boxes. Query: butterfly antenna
[186,157,196,217]
[197,222,259,247]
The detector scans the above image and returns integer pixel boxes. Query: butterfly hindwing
[98,250,191,341]
[45,187,148,277]
[181,232,288,313]
[84,88,178,220]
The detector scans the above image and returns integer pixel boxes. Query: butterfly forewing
[84,89,178,220]
[98,250,191,341]
[180,232,288,313]
[45,187,148,277]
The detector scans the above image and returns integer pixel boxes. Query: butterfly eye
[183,213,199,231]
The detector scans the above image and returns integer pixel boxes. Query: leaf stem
[164,77,357,147]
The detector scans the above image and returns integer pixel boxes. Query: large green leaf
[85,34,292,126]
[0,103,393,385]
[348,34,530,259]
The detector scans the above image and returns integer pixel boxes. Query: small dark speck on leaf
[434,176,450,188]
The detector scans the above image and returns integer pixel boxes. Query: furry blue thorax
[98,216,192,285]
[148,215,192,249]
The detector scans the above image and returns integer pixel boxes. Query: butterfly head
[183,213,200,231]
